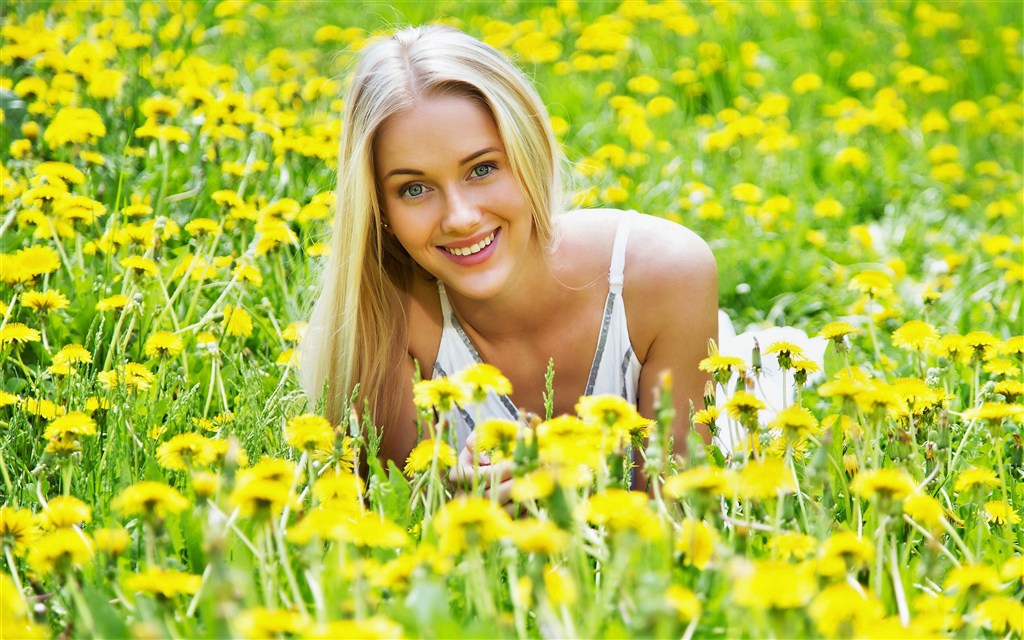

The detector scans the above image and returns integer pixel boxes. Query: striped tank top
[433,210,642,450]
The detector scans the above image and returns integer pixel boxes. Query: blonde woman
[302,25,718,488]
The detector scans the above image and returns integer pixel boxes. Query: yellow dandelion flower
[0,506,41,555]
[220,304,253,338]
[543,563,577,606]
[577,394,652,438]
[971,597,1024,634]
[737,458,795,500]
[43,107,106,147]
[313,471,364,504]
[234,607,311,639]
[1000,556,1023,582]
[156,433,219,471]
[892,320,939,350]
[404,438,456,476]
[22,397,64,420]
[767,532,818,561]
[769,404,819,440]
[0,390,19,408]
[699,353,746,385]
[96,294,131,311]
[43,412,97,441]
[993,380,1024,403]
[281,321,306,342]
[474,418,521,459]
[123,568,202,599]
[963,331,998,360]
[112,481,190,519]
[818,321,859,342]
[953,467,999,493]
[676,518,717,569]
[40,496,92,529]
[510,469,555,502]
[284,414,334,452]
[452,362,512,401]
[331,512,410,549]
[665,585,701,622]
[27,529,94,575]
[725,391,765,422]
[433,496,512,555]
[849,270,893,297]
[664,465,737,500]
[230,478,296,519]
[306,617,403,640]
[733,560,816,609]
[850,468,917,502]
[944,563,1001,596]
[412,376,468,413]
[730,182,763,204]
[509,518,569,555]
[21,289,70,313]
[119,255,159,277]
[0,323,41,346]
[903,493,944,528]
[92,527,131,556]
[964,402,1024,424]
[143,330,184,359]
[53,344,91,366]
[809,583,884,637]
[983,500,1021,525]
[822,531,874,570]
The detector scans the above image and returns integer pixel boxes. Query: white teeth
[445,231,495,256]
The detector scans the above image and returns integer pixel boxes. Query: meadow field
[1,0,1022,637]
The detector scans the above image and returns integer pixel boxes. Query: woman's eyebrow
[383,147,502,181]
[459,146,500,165]
[383,167,424,180]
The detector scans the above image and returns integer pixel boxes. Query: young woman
[301,25,718,483]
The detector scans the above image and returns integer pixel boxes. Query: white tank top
[432,211,642,450]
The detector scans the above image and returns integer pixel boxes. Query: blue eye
[471,163,495,178]
[401,183,425,198]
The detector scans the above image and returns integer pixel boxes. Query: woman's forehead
[374,95,503,175]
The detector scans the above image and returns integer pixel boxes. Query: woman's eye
[471,163,494,178]
[401,183,425,198]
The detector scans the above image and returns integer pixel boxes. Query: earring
[382,221,391,230]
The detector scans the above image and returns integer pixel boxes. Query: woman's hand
[449,432,516,509]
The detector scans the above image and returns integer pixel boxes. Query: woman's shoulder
[559,207,715,285]
[561,208,717,361]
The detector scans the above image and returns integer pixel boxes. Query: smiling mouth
[442,230,496,256]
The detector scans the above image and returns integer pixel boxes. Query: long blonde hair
[302,25,565,436]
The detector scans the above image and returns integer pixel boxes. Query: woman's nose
[440,188,482,233]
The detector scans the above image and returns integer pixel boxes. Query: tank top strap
[608,210,636,293]
[437,281,455,326]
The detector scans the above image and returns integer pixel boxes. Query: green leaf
[823,342,844,380]
[368,457,413,528]
[81,584,131,639]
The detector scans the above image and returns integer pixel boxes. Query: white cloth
[433,211,642,450]
[714,311,828,452]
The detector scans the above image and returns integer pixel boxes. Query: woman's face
[374,94,535,301]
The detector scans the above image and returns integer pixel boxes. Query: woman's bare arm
[628,217,718,454]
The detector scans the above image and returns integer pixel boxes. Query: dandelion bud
[750,338,762,373]
[660,369,674,392]
[154,216,167,232]
[22,121,40,140]
[842,453,859,475]
[703,381,716,409]
[132,292,145,304]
